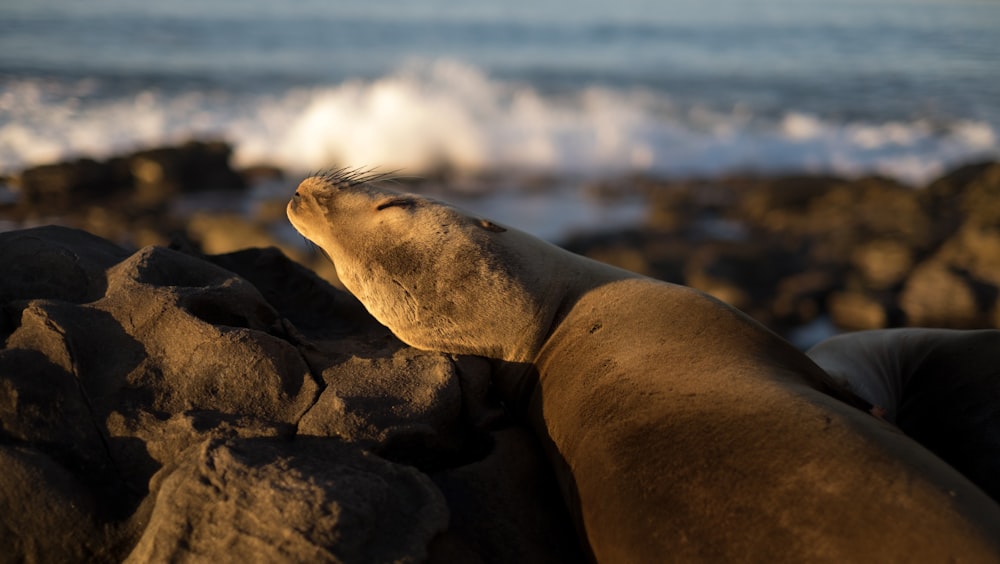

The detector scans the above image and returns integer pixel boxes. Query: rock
[772,269,840,324]
[15,158,120,213]
[7,141,247,218]
[958,164,1000,228]
[560,166,1000,337]
[733,175,843,234]
[897,215,1000,329]
[642,183,702,232]
[76,205,180,249]
[186,212,281,255]
[908,162,1000,299]
[86,245,319,424]
[186,212,343,288]
[584,245,654,278]
[899,261,984,328]
[449,355,505,431]
[0,226,514,562]
[808,178,932,261]
[0,446,114,563]
[924,161,1000,233]
[732,176,932,261]
[1,240,327,520]
[925,161,999,200]
[128,141,245,207]
[206,246,380,337]
[105,409,295,495]
[0,332,126,501]
[0,225,130,305]
[935,224,1000,288]
[683,240,809,324]
[827,291,892,330]
[126,437,448,564]
[562,229,687,282]
[850,239,914,291]
[297,341,464,457]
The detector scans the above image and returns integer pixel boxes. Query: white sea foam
[1,60,997,185]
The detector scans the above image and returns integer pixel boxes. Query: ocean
[1,0,999,187]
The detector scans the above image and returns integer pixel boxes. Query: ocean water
[1,0,999,185]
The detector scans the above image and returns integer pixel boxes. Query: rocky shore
[2,144,999,561]
[0,226,581,563]
[566,162,1000,341]
[4,144,998,342]
[0,142,1000,345]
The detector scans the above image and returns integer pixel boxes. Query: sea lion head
[287,169,562,362]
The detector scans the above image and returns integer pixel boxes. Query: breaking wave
[1,60,997,185]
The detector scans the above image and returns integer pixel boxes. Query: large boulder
[0,226,571,563]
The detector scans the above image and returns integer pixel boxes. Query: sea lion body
[808,328,1000,503]
[288,171,1000,562]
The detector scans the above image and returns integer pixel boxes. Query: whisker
[315,166,384,186]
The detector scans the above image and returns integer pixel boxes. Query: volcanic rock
[0,225,565,563]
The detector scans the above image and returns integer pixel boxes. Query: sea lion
[287,170,1000,563]
[808,328,1000,502]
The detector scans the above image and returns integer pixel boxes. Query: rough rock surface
[0,226,577,563]
[127,438,448,564]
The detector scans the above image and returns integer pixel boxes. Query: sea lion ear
[476,218,507,233]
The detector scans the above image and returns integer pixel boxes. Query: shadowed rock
[0,225,572,563]
[428,428,584,564]
[0,226,129,305]
[126,437,448,564]
[0,446,113,563]
[297,342,463,454]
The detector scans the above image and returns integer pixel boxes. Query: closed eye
[376,197,417,211]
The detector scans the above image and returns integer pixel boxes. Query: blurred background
[4,0,999,181]
[2,0,999,344]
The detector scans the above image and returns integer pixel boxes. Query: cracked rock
[126,437,448,564]
[0,226,516,562]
